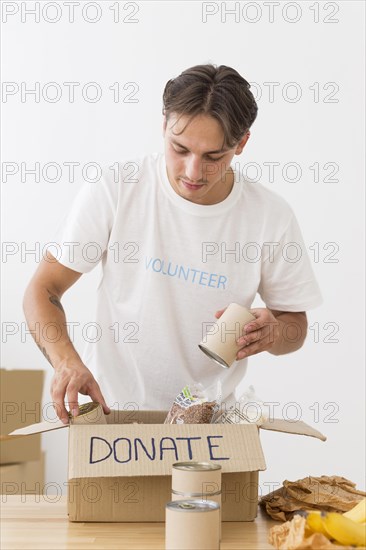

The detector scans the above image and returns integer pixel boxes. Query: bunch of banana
[305,498,366,547]
[343,498,366,523]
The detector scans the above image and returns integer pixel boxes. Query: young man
[23,64,322,423]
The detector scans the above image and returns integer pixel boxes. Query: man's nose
[185,155,203,182]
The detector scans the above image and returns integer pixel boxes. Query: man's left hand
[215,307,280,359]
[215,307,307,358]
[236,308,280,359]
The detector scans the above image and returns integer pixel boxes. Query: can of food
[69,402,107,425]
[199,303,256,368]
[172,462,222,539]
[172,461,221,496]
[165,500,220,550]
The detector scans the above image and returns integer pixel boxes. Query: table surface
[0,495,278,550]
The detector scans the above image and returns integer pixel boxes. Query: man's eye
[207,155,224,162]
[173,147,187,155]
[173,147,224,161]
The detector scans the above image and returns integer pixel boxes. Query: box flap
[1,418,67,439]
[2,402,107,438]
[1,407,161,439]
[68,423,266,479]
[260,419,326,441]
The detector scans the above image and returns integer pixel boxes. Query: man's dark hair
[162,64,258,149]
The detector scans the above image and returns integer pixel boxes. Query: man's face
[163,113,249,205]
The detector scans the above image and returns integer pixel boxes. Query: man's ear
[235,131,250,155]
[162,114,167,137]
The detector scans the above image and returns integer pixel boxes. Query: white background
[1,0,365,497]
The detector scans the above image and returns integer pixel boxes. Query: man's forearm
[23,284,81,368]
[268,311,308,356]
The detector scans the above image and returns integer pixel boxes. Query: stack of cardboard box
[0,368,45,495]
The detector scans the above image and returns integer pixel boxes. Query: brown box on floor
[0,368,44,464]
[0,451,45,494]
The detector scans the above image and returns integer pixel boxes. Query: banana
[322,512,366,547]
[305,510,331,538]
[343,498,366,523]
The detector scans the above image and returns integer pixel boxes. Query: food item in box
[164,382,221,424]
[166,400,217,424]
[215,385,269,425]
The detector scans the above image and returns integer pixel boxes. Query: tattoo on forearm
[37,343,52,365]
[47,289,64,313]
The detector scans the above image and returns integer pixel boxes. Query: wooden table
[0,495,278,549]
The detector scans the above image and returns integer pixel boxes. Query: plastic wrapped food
[164,382,222,424]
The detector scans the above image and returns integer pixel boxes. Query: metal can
[199,303,256,368]
[172,461,221,496]
[172,462,222,539]
[69,402,107,425]
[165,500,220,550]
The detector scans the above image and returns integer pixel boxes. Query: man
[23,64,322,424]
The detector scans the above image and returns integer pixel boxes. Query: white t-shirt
[52,152,322,410]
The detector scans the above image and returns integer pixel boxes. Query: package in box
[0,368,44,464]
[4,407,326,522]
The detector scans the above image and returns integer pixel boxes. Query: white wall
[2,1,365,496]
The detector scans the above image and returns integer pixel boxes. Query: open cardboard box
[4,406,326,522]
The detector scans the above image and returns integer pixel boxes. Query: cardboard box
[0,451,45,494]
[5,407,326,522]
[0,368,44,464]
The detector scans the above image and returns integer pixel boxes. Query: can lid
[166,500,220,512]
[198,345,230,369]
[172,461,222,472]
[68,402,99,419]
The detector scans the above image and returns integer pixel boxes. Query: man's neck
[210,166,234,205]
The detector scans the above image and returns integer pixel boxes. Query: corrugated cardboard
[68,410,266,521]
[0,368,44,464]
[0,451,45,494]
[4,406,326,522]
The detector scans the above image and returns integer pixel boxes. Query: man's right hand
[51,359,110,424]
[23,253,111,425]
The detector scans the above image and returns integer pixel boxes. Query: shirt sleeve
[257,212,323,311]
[47,173,117,274]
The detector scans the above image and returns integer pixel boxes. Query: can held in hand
[199,302,256,368]
[165,500,220,550]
